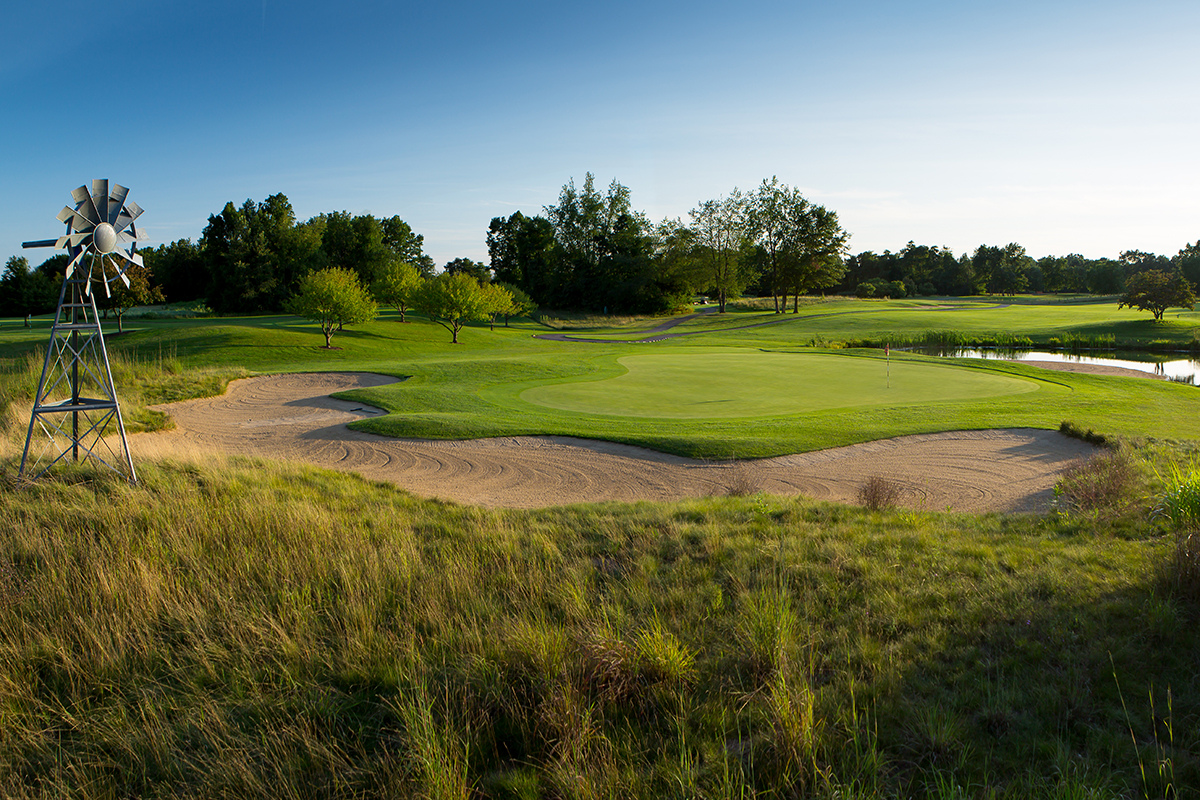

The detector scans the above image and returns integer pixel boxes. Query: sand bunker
[133,371,1101,512]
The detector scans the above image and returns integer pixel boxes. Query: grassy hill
[0,297,1197,797]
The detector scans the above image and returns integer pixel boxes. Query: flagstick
[886,342,890,389]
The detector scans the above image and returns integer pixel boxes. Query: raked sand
[128,364,1123,512]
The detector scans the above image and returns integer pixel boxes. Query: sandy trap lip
[133,372,1099,512]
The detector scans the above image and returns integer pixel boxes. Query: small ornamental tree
[285,267,378,347]
[414,272,489,343]
[496,282,537,326]
[480,282,514,331]
[1119,270,1196,321]
[371,260,424,322]
[104,258,164,334]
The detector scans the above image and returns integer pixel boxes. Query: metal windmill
[19,179,146,482]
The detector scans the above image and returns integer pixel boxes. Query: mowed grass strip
[519,350,1039,418]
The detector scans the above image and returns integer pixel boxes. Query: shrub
[858,476,902,510]
[1053,449,1135,514]
[725,463,759,497]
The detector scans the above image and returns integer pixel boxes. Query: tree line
[488,175,850,314]
[5,179,1200,322]
[840,241,1200,299]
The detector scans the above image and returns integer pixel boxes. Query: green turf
[4,296,1200,459]
[521,350,1039,418]
[566,296,1200,348]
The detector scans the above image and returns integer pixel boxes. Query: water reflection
[910,348,1200,384]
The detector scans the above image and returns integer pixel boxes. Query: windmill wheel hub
[93,222,117,254]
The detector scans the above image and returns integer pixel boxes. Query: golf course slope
[135,372,1099,512]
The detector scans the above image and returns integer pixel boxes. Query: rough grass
[3,301,1200,796]
[0,450,1196,798]
[0,345,247,440]
[1153,463,1200,608]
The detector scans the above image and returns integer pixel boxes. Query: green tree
[495,282,536,325]
[747,177,808,313]
[381,215,435,277]
[778,203,849,311]
[651,218,705,310]
[202,194,297,314]
[371,261,424,322]
[319,211,395,287]
[543,173,656,311]
[414,272,490,343]
[480,282,515,331]
[444,257,490,282]
[487,212,560,298]
[102,257,164,334]
[285,267,377,347]
[1119,270,1196,321]
[141,239,205,303]
[1,256,57,317]
[690,190,753,313]
[1174,241,1200,288]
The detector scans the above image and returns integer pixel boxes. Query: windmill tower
[19,180,146,483]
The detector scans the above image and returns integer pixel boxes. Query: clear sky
[3,0,1197,272]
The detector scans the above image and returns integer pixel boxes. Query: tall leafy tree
[381,216,434,277]
[777,203,849,311]
[1,256,57,318]
[543,173,655,310]
[319,211,395,286]
[690,190,752,313]
[1119,270,1196,321]
[444,257,490,282]
[747,177,808,313]
[487,212,561,305]
[202,194,297,314]
[142,239,205,303]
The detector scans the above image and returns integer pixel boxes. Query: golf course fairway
[520,350,1041,418]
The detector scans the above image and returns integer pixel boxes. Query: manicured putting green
[520,352,1039,418]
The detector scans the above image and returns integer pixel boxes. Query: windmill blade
[108,184,129,223]
[72,187,101,227]
[55,232,92,249]
[91,179,109,217]
[57,205,96,233]
[114,201,144,232]
[63,248,88,280]
[112,249,144,270]
[116,228,148,246]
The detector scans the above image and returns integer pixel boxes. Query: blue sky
[3,0,1197,273]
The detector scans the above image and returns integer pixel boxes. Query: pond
[911,348,1200,384]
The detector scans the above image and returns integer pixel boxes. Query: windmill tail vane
[19,179,143,483]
